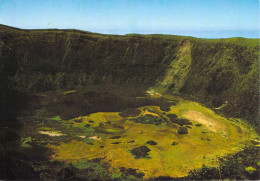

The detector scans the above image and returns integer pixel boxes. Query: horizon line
[1,24,259,39]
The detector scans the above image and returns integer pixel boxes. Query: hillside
[0,24,259,128]
[0,25,259,180]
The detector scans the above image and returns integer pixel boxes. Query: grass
[1,24,258,129]
[245,166,256,174]
[63,90,77,95]
[47,98,258,179]
[1,24,259,180]
[21,137,32,147]
[49,116,62,121]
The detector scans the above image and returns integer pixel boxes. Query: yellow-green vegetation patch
[48,98,258,179]
[38,127,53,131]
[21,137,32,147]
[245,166,256,174]
[63,90,77,95]
[49,116,62,121]
[79,112,123,127]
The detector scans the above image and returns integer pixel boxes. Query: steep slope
[180,38,259,128]
[0,25,185,91]
[150,39,192,93]
[0,24,259,180]
[0,24,259,129]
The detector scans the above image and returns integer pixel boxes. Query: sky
[0,0,259,38]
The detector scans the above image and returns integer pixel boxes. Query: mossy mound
[109,136,121,139]
[167,114,178,119]
[119,109,141,118]
[171,142,178,146]
[111,142,121,144]
[74,119,83,123]
[84,124,91,128]
[167,114,193,126]
[94,123,124,134]
[130,146,151,159]
[177,127,188,134]
[160,106,171,112]
[201,138,210,141]
[146,140,158,145]
[132,114,166,126]
[119,167,145,178]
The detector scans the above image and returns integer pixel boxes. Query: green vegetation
[180,38,259,130]
[50,116,62,121]
[245,166,256,174]
[146,140,157,145]
[119,109,141,118]
[186,145,260,180]
[44,99,257,179]
[131,114,166,126]
[63,90,77,95]
[72,160,107,171]
[130,146,151,159]
[167,114,193,126]
[0,25,259,180]
[177,126,188,134]
[0,24,258,130]
[21,137,32,147]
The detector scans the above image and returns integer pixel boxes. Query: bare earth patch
[183,110,226,134]
[38,130,66,137]
[89,136,101,141]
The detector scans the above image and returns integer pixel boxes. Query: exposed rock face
[0,24,259,128]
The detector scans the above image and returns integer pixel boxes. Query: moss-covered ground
[20,94,257,179]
